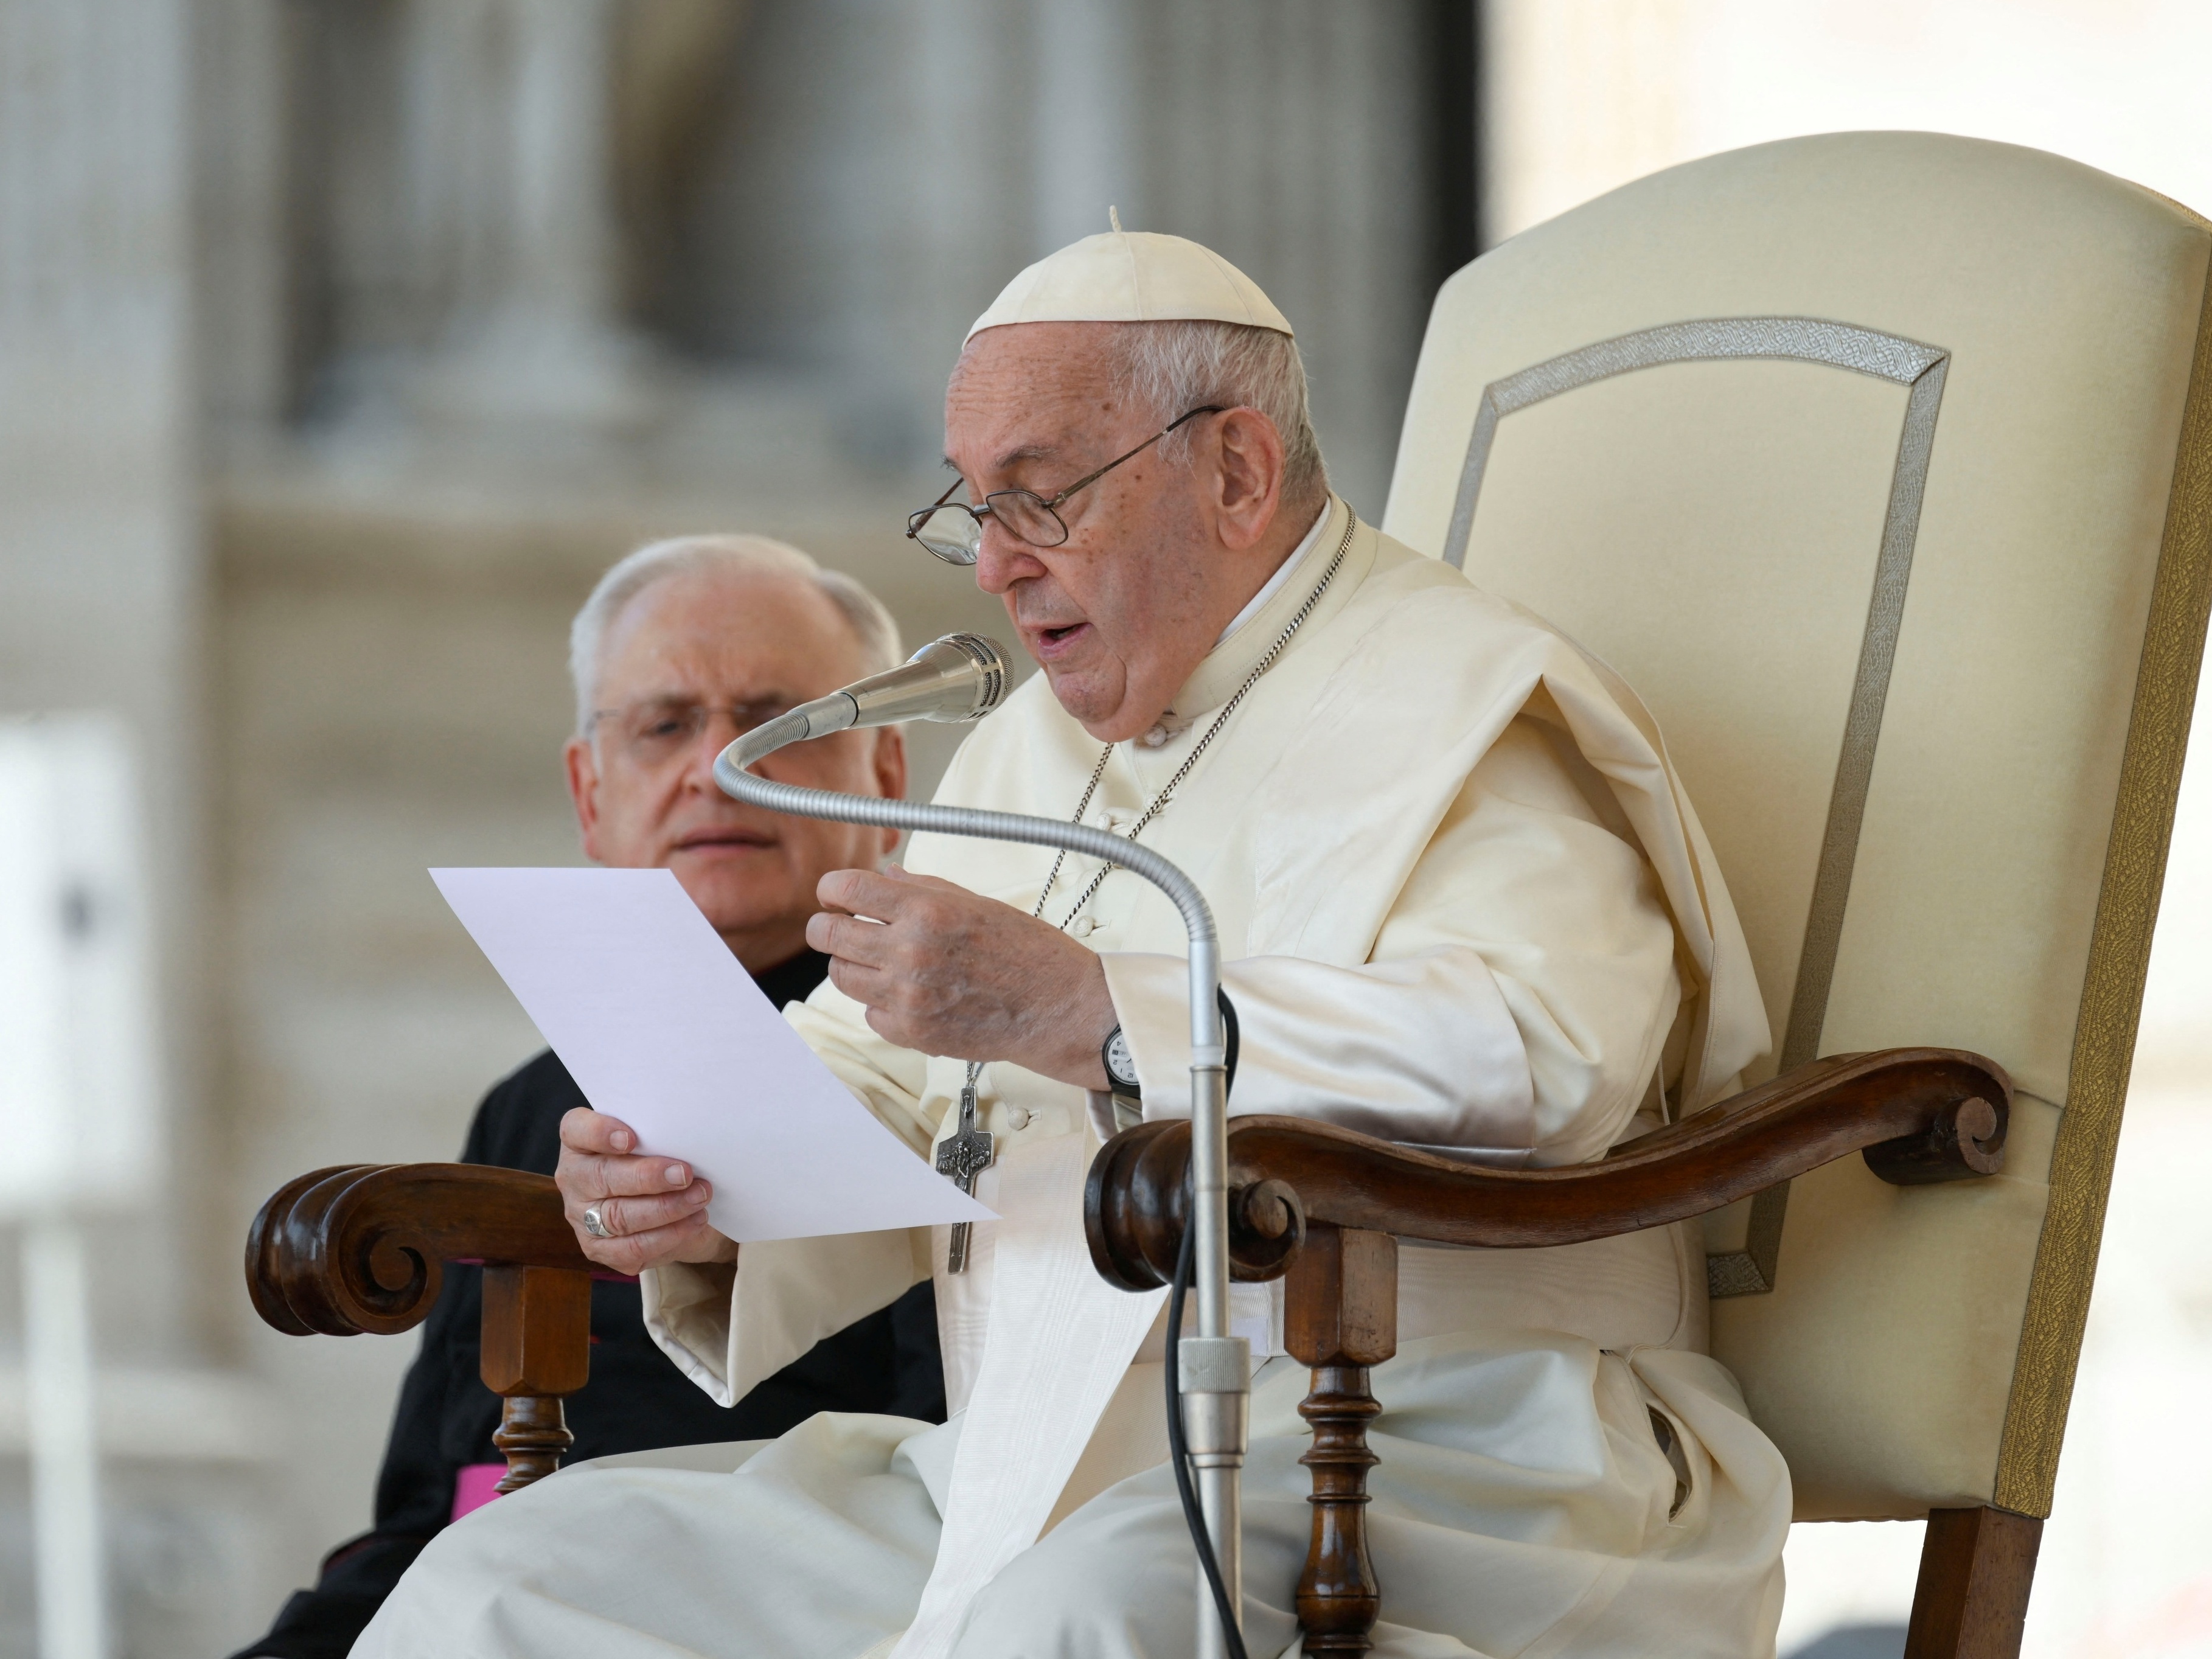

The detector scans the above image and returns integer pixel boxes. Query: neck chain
[941,510,1354,1271]
[1035,510,1355,927]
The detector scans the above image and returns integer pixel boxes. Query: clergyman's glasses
[589,698,796,767]
[906,405,1225,566]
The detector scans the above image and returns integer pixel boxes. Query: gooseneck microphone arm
[712,635,1248,1659]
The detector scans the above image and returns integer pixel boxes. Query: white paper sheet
[430,866,992,1243]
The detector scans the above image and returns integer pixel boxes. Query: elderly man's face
[945,322,1290,742]
[563,570,905,970]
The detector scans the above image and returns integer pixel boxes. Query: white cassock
[356,497,1791,1659]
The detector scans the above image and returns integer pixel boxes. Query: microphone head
[913,633,1011,722]
[837,632,1014,728]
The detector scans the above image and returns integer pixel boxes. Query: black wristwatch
[1101,1024,1141,1097]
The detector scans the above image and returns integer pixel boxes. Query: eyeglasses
[588,698,797,767]
[906,405,1226,566]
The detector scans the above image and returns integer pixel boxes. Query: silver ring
[582,1205,614,1240]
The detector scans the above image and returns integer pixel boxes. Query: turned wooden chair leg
[479,1263,592,1492]
[1905,1506,2042,1659]
[1284,1223,1398,1655]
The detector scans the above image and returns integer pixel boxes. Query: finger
[861,1001,939,1058]
[560,1106,639,1156]
[884,869,967,897]
[575,1181,712,1242]
[816,866,912,919]
[825,951,911,1010]
[577,1212,720,1277]
[561,1150,698,1202]
[807,909,894,966]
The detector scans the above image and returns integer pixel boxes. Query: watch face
[1105,1028,1136,1087]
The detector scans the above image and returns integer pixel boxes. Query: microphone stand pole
[715,725,1245,1659]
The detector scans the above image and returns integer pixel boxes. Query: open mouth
[1035,621,1091,656]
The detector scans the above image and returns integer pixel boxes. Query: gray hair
[569,534,903,736]
[1114,321,1328,508]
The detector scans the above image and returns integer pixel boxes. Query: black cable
[1164,991,1248,1659]
[1166,1203,1250,1659]
[1217,986,1240,1092]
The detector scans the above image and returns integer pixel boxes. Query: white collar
[1214,500,1332,647]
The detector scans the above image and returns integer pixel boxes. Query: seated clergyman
[234,535,941,1659]
[355,232,1789,1658]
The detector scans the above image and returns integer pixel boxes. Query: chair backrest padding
[1382,133,2212,1520]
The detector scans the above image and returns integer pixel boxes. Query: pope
[355,228,1792,1659]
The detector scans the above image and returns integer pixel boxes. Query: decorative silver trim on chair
[1439,316,1952,1298]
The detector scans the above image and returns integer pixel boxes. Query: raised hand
[806,866,1116,1090]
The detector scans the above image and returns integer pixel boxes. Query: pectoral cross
[934,1064,995,1273]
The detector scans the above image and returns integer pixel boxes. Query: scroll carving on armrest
[1087,1046,2009,1292]
[245,1163,591,1338]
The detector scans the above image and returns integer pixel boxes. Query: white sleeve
[1099,720,1681,1169]
[641,1228,931,1407]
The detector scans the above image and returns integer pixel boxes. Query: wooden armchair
[1083,1048,2014,1654]
[247,1163,593,1492]
[246,132,2210,1657]
[241,1052,2008,1508]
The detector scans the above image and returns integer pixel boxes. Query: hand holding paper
[431,866,992,1243]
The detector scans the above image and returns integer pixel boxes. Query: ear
[869,726,910,859]
[563,736,607,862]
[1209,407,1287,552]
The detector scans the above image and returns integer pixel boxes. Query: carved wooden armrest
[1082,1046,2010,1655]
[246,1163,594,1490]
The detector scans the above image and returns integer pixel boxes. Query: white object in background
[430,867,993,1243]
[24,1219,106,1659]
[0,712,164,1212]
[1776,1518,1922,1652]
[0,713,164,1659]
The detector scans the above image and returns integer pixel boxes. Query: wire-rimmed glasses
[906,405,1226,566]
[589,697,796,768]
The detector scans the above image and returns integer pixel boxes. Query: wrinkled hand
[807,867,1116,1088]
[555,1107,738,1276]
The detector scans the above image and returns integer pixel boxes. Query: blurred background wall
[0,2,2207,1656]
[5,2,1480,1653]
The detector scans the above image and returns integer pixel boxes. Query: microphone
[718,634,1012,775]
[707,621,1239,1649]
[824,632,1011,729]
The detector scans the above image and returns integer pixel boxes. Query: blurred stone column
[1125,0,1438,514]
[0,0,202,1211]
[408,0,658,429]
[0,0,213,1646]
[1031,0,1138,258]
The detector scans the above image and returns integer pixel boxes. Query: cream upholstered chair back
[1382,133,2212,1522]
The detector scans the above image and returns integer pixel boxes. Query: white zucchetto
[965,228,1293,343]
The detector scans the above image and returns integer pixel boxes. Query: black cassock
[232,949,945,1659]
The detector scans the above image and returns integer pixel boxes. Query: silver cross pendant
[934,1069,995,1273]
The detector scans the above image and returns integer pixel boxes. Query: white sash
[890,1132,1168,1659]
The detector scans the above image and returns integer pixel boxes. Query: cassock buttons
[1069,915,1097,938]
[1006,1106,1032,1130]
[1140,723,1170,748]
